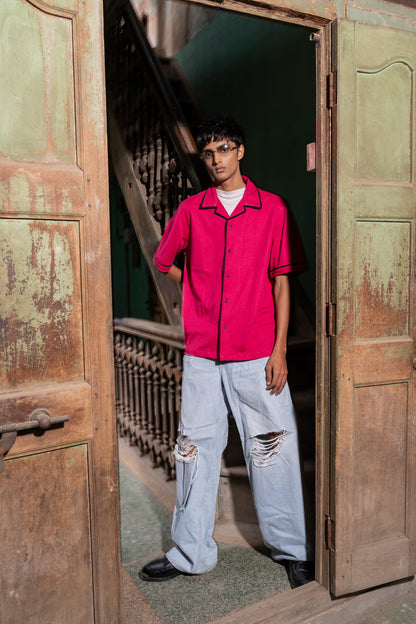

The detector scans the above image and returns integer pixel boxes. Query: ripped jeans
[166,355,312,575]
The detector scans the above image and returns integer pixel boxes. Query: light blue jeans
[166,355,312,574]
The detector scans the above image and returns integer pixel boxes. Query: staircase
[104,0,208,326]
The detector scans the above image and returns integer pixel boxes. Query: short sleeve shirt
[153,176,308,361]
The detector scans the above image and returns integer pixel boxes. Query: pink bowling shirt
[154,177,308,362]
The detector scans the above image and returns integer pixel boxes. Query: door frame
[173,0,333,590]
[114,1,416,619]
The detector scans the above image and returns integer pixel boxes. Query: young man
[139,117,313,588]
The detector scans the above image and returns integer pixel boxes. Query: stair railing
[105,0,208,326]
[114,319,184,479]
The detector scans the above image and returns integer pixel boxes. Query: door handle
[0,409,69,474]
[0,409,69,434]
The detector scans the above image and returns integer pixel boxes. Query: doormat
[119,459,290,624]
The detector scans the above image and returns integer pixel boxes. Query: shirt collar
[199,176,262,218]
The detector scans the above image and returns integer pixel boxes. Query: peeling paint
[0,219,83,389]
[9,173,31,212]
[0,0,75,163]
[354,221,410,340]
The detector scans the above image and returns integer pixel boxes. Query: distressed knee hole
[250,430,287,467]
[174,434,199,463]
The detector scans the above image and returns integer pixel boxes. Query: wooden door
[329,19,416,596]
[0,1,120,622]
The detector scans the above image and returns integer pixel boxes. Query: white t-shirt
[216,186,246,216]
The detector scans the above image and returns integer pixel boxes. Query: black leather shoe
[282,560,314,589]
[139,555,183,582]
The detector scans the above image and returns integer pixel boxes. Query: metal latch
[0,409,69,474]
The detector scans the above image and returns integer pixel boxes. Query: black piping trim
[199,190,214,210]
[269,261,308,272]
[217,220,229,360]
[243,186,262,210]
[154,260,172,269]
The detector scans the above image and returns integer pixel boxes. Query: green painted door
[0,1,120,621]
[330,19,416,596]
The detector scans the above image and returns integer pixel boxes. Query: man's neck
[215,173,245,192]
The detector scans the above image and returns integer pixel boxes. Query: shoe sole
[138,569,183,582]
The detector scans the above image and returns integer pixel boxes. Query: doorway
[106,1,331,618]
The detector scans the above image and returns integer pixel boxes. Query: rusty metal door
[329,19,416,596]
[0,1,120,622]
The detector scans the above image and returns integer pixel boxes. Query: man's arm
[166,265,182,283]
[265,274,290,396]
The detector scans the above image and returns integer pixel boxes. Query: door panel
[0,0,120,621]
[0,218,84,387]
[2,446,94,624]
[330,20,416,596]
[0,0,76,163]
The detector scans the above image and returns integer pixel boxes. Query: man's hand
[167,265,182,282]
[265,348,288,396]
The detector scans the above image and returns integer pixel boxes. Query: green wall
[109,174,150,320]
[175,12,316,305]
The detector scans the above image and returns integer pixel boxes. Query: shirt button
[228,249,231,253]
[226,274,230,278]
[223,325,227,328]
[225,299,228,303]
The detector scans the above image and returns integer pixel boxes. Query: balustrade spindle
[122,337,129,429]
[127,340,135,439]
[144,343,154,453]
[114,321,184,479]
[114,332,123,417]
[132,355,140,445]
[138,340,147,454]
[152,364,161,466]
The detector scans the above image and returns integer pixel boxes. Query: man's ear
[237,144,245,161]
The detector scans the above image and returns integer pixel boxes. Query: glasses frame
[200,144,238,161]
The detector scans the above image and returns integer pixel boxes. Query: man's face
[201,138,245,187]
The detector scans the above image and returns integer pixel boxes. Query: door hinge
[326,303,336,337]
[325,515,335,551]
[327,71,337,109]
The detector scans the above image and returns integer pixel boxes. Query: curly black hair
[196,116,245,152]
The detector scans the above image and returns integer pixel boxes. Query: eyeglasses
[200,144,238,161]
